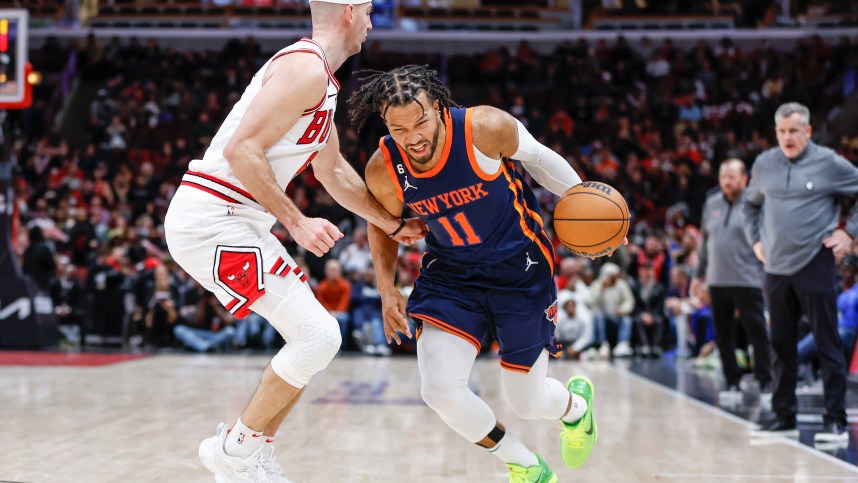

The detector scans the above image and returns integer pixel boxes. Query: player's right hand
[381,289,412,345]
[289,216,343,257]
[391,217,429,246]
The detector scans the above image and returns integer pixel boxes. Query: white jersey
[185,37,340,207]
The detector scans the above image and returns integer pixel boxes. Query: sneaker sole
[814,433,849,443]
[751,429,799,438]
[199,437,230,477]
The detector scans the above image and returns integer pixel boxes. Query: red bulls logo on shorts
[545,300,558,325]
[214,246,265,319]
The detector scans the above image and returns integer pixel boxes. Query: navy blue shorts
[407,241,559,373]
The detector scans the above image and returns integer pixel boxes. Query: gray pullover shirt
[698,190,763,287]
[743,142,858,276]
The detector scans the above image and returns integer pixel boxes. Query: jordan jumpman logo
[525,252,538,271]
[403,175,417,191]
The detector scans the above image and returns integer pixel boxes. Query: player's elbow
[223,139,258,170]
[312,155,342,186]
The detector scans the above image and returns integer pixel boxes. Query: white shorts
[164,176,308,319]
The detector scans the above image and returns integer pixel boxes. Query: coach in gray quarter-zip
[695,159,771,405]
[743,102,858,443]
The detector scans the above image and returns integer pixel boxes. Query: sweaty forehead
[384,97,430,127]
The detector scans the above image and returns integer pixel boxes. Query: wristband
[387,219,406,238]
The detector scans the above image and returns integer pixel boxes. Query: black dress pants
[709,286,771,388]
[764,249,846,425]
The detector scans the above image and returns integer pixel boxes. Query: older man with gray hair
[744,102,858,444]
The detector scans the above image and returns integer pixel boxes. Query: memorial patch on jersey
[213,246,265,318]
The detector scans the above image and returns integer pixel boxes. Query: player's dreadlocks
[348,64,459,133]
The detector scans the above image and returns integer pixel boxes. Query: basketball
[553,182,630,258]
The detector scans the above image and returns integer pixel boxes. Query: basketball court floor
[2,353,858,482]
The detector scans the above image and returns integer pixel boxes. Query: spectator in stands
[590,262,636,357]
[628,232,671,290]
[50,263,87,345]
[339,226,373,276]
[317,259,353,349]
[22,225,56,292]
[350,269,389,356]
[173,289,237,353]
[142,263,179,348]
[85,246,130,344]
[632,262,666,357]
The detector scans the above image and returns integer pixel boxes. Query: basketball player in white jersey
[163,1,425,481]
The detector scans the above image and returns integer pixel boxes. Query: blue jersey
[379,107,554,268]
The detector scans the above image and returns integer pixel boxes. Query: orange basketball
[553,182,630,258]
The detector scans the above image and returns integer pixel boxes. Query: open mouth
[410,142,428,157]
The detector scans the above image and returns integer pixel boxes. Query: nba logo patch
[545,300,558,324]
[237,433,246,445]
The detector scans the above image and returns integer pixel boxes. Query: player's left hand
[590,237,628,261]
[390,217,429,246]
[380,289,412,345]
[823,229,853,263]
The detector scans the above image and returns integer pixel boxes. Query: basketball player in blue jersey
[349,65,603,482]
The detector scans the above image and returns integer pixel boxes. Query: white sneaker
[215,446,292,483]
[598,342,610,359]
[614,341,633,357]
[579,348,597,361]
[759,384,773,409]
[200,423,270,483]
[375,344,392,357]
[718,385,742,407]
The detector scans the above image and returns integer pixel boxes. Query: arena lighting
[26,69,40,85]
[0,9,26,105]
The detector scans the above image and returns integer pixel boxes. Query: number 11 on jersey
[437,212,481,246]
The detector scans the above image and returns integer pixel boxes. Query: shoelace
[506,466,532,483]
[261,458,285,476]
[561,423,585,449]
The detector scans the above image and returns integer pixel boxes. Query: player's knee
[270,315,341,387]
[505,392,543,420]
[420,374,464,411]
[313,314,342,362]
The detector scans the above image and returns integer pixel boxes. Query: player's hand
[288,216,343,257]
[590,237,628,260]
[753,241,766,263]
[389,218,429,246]
[380,289,412,345]
[823,229,853,263]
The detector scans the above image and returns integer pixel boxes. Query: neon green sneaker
[560,375,596,468]
[506,453,557,483]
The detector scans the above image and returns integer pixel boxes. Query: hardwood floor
[2,354,856,482]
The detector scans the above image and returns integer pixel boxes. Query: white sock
[223,418,264,459]
[561,393,588,424]
[488,433,538,468]
[263,434,276,446]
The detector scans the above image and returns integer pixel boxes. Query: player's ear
[433,99,440,112]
